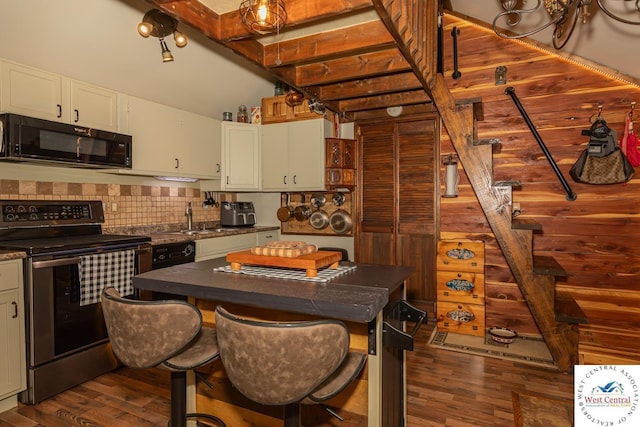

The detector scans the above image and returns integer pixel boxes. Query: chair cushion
[303,351,367,403]
[162,327,220,371]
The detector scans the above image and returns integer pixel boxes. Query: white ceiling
[0,0,275,120]
[0,0,637,123]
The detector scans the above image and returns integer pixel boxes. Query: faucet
[185,202,193,230]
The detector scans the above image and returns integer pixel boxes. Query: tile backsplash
[0,179,225,228]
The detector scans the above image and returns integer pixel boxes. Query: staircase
[433,85,586,373]
[374,0,587,372]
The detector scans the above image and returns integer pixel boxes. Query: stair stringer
[429,74,578,372]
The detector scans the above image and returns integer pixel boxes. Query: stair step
[473,137,501,146]
[556,291,588,324]
[493,180,521,187]
[533,255,567,277]
[455,97,484,121]
[512,218,542,231]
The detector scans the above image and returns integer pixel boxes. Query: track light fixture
[137,9,188,62]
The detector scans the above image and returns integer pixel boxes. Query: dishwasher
[145,240,196,300]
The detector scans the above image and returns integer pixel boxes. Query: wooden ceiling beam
[263,20,395,67]
[336,89,430,111]
[218,0,375,41]
[147,0,222,40]
[294,48,410,86]
[306,71,422,100]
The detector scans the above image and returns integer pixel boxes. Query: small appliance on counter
[220,201,257,227]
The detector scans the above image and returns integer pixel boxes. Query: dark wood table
[133,258,415,427]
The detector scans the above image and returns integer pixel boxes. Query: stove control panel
[0,200,104,225]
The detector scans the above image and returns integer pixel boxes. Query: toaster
[220,201,257,227]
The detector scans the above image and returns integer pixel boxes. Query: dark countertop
[133,257,412,323]
[0,226,279,259]
[105,225,280,246]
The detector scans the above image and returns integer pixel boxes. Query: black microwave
[0,113,132,168]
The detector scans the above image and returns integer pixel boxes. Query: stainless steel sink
[171,228,234,235]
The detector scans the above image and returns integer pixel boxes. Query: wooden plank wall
[439,14,640,335]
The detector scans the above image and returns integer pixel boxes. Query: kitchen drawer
[0,259,22,292]
[437,301,485,337]
[436,270,485,304]
[195,233,257,262]
[255,230,280,247]
[437,240,484,273]
[326,168,355,187]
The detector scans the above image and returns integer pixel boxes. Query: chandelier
[493,0,640,49]
[239,0,287,35]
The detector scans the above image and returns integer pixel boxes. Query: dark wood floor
[0,322,574,427]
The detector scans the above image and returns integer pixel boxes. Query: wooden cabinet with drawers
[325,138,356,188]
[261,95,318,124]
[436,240,485,337]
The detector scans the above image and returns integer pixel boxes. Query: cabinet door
[179,113,221,179]
[359,122,395,235]
[127,96,180,175]
[0,260,25,400]
[221,122,261,190]
[1,60,65,122]
[261,122,289,190]
[357,118,438,307]
[0,291,23,399]
[396,119,438,302]
[70,80,118,131]
[288,119,325,190]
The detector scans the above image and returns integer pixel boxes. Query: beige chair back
[215,306,350,406]
[101,287,202,368]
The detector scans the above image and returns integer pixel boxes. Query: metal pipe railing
[505,87,577,201]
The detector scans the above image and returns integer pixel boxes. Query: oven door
[25,245,150,367]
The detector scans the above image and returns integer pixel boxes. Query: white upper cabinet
[1,60,118,131]
[123,96,220,180]
[262,118,329,191]
[181,113,221,180]
[70,80,118,131]
[221,122,261,191]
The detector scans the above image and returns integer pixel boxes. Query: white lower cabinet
[195,230,280,262]
[0,259,26,410]
[255,230,279,247]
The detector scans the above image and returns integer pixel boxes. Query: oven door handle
[32,257,81,269]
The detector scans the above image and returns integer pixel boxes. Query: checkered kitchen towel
[79,249,136,306]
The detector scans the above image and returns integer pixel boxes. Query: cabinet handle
[226,176,229,185]
[293,175,297,184]
[74,109,79,123]
[283,175,287,185]
[216,163,220,173]
[57,104,62,118]
[12,301,18,318]
[175,158,180,169]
